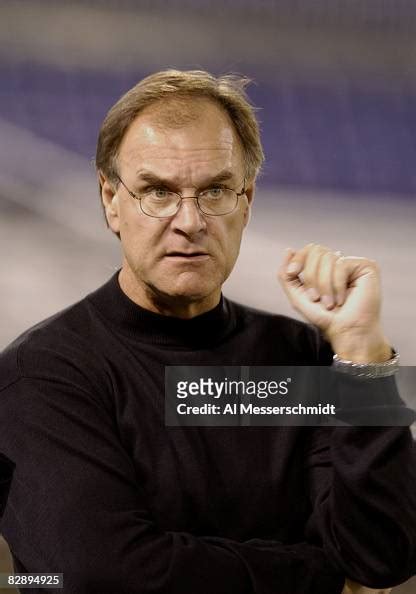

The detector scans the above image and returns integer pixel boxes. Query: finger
[281,247,296,270]
[285,243,317,278]
[301,244,327,301]
[316,251,338,309]
[278,248,298,283]
[342,256,380,285]
[333,256,348,306]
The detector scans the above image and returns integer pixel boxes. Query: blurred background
[0,1,415,592]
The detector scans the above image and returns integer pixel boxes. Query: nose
[171,197,206,237]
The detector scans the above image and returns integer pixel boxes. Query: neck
[118,266,221,319]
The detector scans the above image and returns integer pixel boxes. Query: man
[0,70,414,594]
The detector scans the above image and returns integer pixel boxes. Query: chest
[108,353,311,542]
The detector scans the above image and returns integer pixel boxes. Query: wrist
[328,326,392,363]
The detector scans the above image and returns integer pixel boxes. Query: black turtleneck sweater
[0,272,415,594]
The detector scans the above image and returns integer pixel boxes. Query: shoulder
[0,294,105,393]
[225,298,333,364]
[227,298,315,338]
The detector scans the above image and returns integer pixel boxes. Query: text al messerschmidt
[176,403,337,416]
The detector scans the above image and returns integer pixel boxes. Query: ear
[99,171,121,234]
[242,180,255,228]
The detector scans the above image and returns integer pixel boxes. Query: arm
[305,424,416,588]
[0,362,344,594]
[279,244,416,588]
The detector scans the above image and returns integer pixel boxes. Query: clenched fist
[278,244,392,363]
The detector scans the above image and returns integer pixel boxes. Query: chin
[167,285,215,302]
[168,271,220,294]
[154,277,220,305]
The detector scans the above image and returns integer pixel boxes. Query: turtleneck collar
[87,271,237,348]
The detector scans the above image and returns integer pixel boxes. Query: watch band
[332,350,400,379]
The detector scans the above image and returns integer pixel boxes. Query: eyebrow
[135,169,237,188]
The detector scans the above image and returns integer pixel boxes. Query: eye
[154,189,169,199]
[202,187,225,199]
[143,187,171,200]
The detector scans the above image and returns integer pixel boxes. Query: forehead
[117,99,244,181]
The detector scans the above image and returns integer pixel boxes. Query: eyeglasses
[115,175,246,218]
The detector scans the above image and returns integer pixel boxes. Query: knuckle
[305,242,324,256]
[322,250,334,261]
[313,244,326,254]
[363,258,380,275]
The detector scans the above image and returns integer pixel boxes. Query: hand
[342,577,392,594]
[278,244,391,362]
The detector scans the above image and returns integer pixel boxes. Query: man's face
[101,99,254,317]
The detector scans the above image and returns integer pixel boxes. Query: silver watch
[332,350,399,379]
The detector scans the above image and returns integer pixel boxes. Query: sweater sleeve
[304,424,416,589]
[0,347,344,594]
[304,329,416,588]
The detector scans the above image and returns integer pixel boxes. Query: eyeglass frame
[114,174,247,218]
